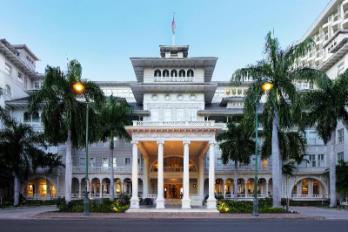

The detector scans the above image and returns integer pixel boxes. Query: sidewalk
[291,207,348,220]
[0,206,57,219]
[35,211,319,220]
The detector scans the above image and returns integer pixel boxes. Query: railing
[132,120,215,127]
[72,166,143,174]
[291,194,328,199]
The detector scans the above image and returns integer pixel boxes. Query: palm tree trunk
[13,173,20,206]
[64,129,72,202]
[329,130,337,207]
[271,112,282,207]
[234,161,239,199]
[109,138,115,200]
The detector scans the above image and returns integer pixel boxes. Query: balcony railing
[132,120,215,127]
[72,166,143,174]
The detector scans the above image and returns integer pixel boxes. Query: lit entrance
[164,179,182,199]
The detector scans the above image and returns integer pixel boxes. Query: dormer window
[179,69,185,77]
[171,70,177,77]
[154,69,161,77]
[163,69,169,77]
[187,69,194,77]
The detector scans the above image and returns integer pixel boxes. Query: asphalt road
[0,219,347,232]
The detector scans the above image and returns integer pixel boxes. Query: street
[0,219,347,232]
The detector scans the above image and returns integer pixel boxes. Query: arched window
[5,85,11,97]
[171,70,177,77]
[163,69,169,77]
[154,69,161,77]
[23,112,30,122]
[187,69,194,77]
[179,69,185,77]
[32,111,40,122]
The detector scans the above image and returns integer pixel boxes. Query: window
[317,154,324,167]
[308,154,316,167]
[337,152,344,163]
[5,85,11,97]
[163,69,169,77]
[337,62,345,75]
[34,82,40,89]
[102,158,109,169]
[80,158,86,167]
[187,69,194,77]
[23,112,30,122]
[17,72,23,82]
[171,69,177,77]
[32,111,40,122]
[154,69,161,77]
[89,158,96,167]
[337,128,344,144]
[125,158,131,165]
[179,69,185,77]
[113,157,117,168]
[4,63,12,75]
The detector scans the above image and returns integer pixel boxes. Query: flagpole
[172,13,176,45]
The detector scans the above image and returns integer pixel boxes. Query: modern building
[0,0,347,209]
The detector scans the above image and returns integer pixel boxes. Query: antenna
[171,13,176,45]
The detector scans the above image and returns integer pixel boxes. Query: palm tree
[30,60,104,202]
[98,96,132,199]
[302,71,348,207]
[216,118,255,198]
[232,32,325,207]
[0,108,62,206]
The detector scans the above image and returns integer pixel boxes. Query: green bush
[217,198,286,214]
[57,195,130,213]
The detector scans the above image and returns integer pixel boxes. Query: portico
[126,121,218,209]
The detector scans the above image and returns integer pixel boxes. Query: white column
[99,180,103,198]
[78,179,82,199]
[182,140,191,208]
[130,141,139,209]
[207,141,217,209]
[143,157,149,198]
[244,179,248,198]
[156,140,165,208]
[265,178,269,197]
[199,156,205,201]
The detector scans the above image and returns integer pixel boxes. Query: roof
[0,39,41,80]
[130,57,218,83]
[159,45,189,58]
[13,44,39,61]
[220,97,245,106]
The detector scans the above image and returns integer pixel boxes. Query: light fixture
[261,82,273,92]
[71,81,86,95]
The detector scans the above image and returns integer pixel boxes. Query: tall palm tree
[0,108,62,206]
[98,96,132,199]
[216,118,254,198]
[302,71,348,207]
[30,60,104,202]
[232,32,325,207]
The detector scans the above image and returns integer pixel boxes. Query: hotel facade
[1,0,347,209]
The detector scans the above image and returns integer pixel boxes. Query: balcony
[72,166,143,174]
[132,120,216,127]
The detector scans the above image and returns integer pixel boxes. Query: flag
[171,15,176,34]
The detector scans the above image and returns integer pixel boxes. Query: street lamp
[71,81,90,216]
[253,81,273,216]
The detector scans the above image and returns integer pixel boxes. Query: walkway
[291,207,348,220]
[0,206,57,219]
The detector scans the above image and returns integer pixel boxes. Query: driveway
[0,206,57,219]
[291,207,348,220]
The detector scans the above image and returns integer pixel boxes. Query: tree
[0,108,62,206]
[216,118,254,198]
[98,96,132,199]
[302,71,348,207]
[232,32,325,207]
[30,60,104,202]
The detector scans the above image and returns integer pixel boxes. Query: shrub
[57,196,130,213]
[217,198,286,214]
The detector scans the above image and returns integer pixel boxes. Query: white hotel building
[0,0,347,209]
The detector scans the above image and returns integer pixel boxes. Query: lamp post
[71,81,90,216]
[253,81,273,216]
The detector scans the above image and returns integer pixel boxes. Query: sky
[0,0,330,81]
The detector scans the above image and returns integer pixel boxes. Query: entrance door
[164,183,182,199]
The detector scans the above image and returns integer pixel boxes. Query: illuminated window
[301,179,308,195]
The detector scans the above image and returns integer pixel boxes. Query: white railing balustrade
[132,120,216,127]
